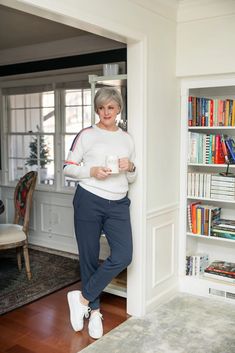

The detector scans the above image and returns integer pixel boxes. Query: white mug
[105,155,119,174]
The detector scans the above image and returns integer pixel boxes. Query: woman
[63,86,136,339]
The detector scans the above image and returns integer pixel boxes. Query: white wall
[176,1,235,76]
[1,0,179,315]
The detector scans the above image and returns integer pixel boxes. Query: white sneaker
[88,311,103,339]
[67,290,90,331]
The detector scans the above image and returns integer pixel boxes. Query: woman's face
[96,100,120,130]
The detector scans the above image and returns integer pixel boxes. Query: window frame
[0,68,101,193]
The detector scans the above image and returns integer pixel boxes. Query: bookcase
[179,78,235,303]
[88,73,128,298]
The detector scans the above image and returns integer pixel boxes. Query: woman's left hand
[119,158,133,172]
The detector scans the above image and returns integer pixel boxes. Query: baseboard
[146,284,179,313]
[29,244,79,260]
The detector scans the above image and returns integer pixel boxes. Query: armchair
[0,171,37,280]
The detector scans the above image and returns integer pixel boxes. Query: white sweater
[63,125,137,200]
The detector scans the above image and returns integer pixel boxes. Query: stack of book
[186,254,209,276]
[187,172,211,198]
[188,173,235,200]
[187,202,221,235]
[188,133,235,164]
[211,219,235,240]
[204,260,235,283]
[188,96,235,127]
[210,174,235,201]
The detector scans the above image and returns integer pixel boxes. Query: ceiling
[0,5,90,51]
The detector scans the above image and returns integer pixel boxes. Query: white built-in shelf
[188,126,235,131]
[187,196,235,204]
[188,163,235,168]
[184,275,235,288]
[187,232,235,243]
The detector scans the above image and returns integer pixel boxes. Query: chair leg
[16,248,22,271]
[23,244,32,280]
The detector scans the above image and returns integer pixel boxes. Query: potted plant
[26,129,50,181]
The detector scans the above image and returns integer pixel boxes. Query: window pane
[83,106,92,128]
[25,134,53,167]
[9,109,25,132]
[9,95,25,109]
[42,91,54,107]
[42,107,55,132]
[25,108,41,132]
[83,89,91,105]
[65,89,82,106]
[40,160,54,185]
[64,135,76,158]
[9,135,24,158]
[9,158,28,182]
[25,93,40,107]
[65,107,82,132]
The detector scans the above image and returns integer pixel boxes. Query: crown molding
[178,0,235,22]
[128,0,178,21]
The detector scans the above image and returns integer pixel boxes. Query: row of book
[188,132,235,164]
[204,260,235,283]
[211,218,235,240]
[187,202,221,235]
[186,254,209,276]
[186,256,235,284]
[187,173,235,200]
[188,96,235,127]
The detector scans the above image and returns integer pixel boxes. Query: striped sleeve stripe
[63,160,81,169]
[70,126,92,151]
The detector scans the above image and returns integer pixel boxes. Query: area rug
[0,248,80,315]
[80,293,235,353]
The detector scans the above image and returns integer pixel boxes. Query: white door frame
[3,0,147,316]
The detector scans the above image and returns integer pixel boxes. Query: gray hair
[94,87,123,113]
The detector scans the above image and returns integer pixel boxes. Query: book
[211,231,235,240]
[204,260,235,277]
[215,135,225,164]
[225,137,235,162]
[214,218,235,231]
[186,253,209,276]
[221,134,229,163]
[204,271,235,283]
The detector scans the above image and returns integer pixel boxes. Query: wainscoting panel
[152,222,174,288]
[0,186,112,257]
[146,203,179,312]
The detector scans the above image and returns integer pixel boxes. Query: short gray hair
[94,87,123,113]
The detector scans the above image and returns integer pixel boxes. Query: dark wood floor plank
[0,282,128,353]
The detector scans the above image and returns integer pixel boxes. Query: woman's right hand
[90,167,111,180]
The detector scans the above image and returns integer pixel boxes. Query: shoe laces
[90,311,103,320]
[84,306,91,319]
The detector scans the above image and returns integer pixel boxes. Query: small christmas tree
[26,130,50,168]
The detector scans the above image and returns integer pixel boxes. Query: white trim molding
[146,203,179,312]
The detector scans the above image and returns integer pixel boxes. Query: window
[3,83,93,189]
[6,90,55,184]
[1,70,126,191]
[63,88,92,187]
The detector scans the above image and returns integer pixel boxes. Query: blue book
[225,138,235,162]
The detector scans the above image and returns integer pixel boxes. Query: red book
[214,135,225,164]
[210,99,214,126]
[218,100,224,126]
[221,134,229,163]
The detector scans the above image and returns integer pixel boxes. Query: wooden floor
[0,282,129,353]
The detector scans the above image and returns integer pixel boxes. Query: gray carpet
[80,294,235,353]
[0,248,80,315]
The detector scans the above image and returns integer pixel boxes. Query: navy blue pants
[73,185,133,310]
